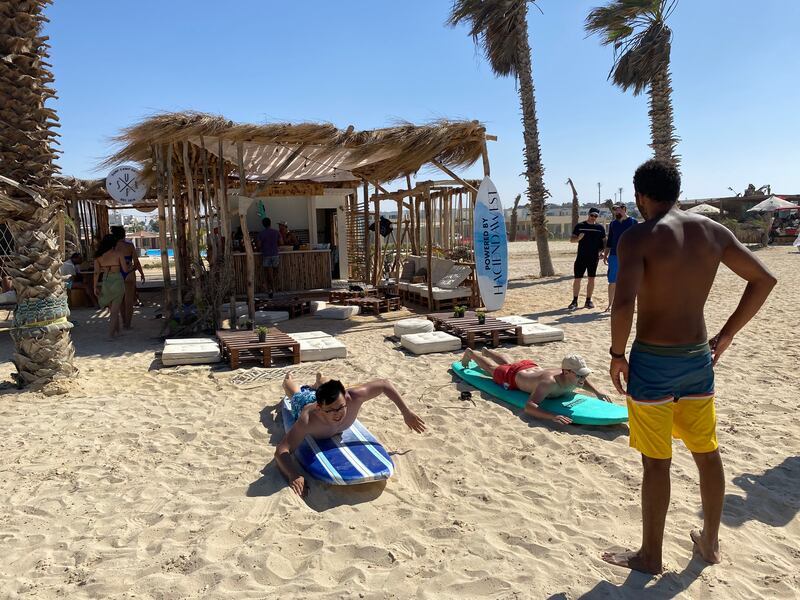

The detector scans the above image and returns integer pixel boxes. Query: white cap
[562,354,592,377]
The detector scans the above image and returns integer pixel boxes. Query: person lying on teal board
[459,348,612,425]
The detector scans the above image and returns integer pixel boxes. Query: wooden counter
[232,250,331,293]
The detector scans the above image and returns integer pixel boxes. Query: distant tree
[566,178,580,229]
[509,194,523,242]
[147,218,159,233]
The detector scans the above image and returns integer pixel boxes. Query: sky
[44,0,800,209]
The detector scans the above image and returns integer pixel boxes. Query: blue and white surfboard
[281,397,395,485]
[473,177,508,311]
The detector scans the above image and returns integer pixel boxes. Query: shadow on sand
[721,455,800,528]
[563,553,710,599]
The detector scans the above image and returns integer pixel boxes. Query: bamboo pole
[425,191,433,310]
[395,196,402,272]
[200,136,213,256]
[406,175,416,254]
[166,144,182,304]
[154,145,172,308]
[362,181,370,283]
[481,140,491,177]
[372,194,380,286]
[218,140,232,262]
[236,141,255,323]
[182,141,202,302]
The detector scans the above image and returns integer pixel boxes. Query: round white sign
[105,166,146,203]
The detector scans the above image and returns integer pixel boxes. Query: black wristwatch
[609,347,626,359]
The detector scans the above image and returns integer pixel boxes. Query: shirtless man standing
[274,374,426,497]
[460,348,612,425]
[605,159,776,574]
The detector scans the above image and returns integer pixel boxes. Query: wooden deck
[216,328,300,369]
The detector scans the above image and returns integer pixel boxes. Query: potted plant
[476,309,486,325]
[453,305,466,318]
[256,325,269,342]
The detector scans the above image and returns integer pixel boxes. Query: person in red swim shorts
[460,348,611,425]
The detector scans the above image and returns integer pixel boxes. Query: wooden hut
[106,111,493,320]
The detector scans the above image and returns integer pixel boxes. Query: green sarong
[99,271,125,308]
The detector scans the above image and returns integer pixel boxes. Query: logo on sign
[105,166,146,204]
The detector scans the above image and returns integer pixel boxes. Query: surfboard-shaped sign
[473,177,508,311]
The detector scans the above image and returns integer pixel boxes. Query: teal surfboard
[452,360,628,425]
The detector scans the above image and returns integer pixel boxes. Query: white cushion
[431,286,471,301]
[162,341,221,366]
[315,305,360,319]
[518,323,565,345]
[400,331,462,355]
[398,281,414,292]
[436,264,471,290]
[289,331,332,341]
[394,318,434,337]
[299,337,347,361]
[164,337,217,346]
[429,257,455,283]
[310,301,327,313]
[254,310,290,325]
[496,315,537,326]
[220,302,248,317]
[0,290,17,304]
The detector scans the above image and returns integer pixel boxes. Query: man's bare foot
[460,348,474,367]
[690,529,721,564]
[315,371,323,387]
[284,371,294,384]
[601,549,662,575]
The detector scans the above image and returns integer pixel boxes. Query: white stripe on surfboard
[330,433,373,480]
[305,436,345,484]
[350,421,395,476]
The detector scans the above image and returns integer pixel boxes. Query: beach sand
[1,241,798,599]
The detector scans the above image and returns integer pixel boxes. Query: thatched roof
[106,111,488,184]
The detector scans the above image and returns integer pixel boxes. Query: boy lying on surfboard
[275,372,426,496]
[460,348,612,425]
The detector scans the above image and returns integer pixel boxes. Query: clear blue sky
[45,0,799,206]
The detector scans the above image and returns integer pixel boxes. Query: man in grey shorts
[257,217,280,298]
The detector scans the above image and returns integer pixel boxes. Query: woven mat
[229,364,320,389]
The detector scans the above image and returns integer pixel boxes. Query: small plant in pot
[256,325,269,342]
[453,305,466,318]
[476,309,486,324]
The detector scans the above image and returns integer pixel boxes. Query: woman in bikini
[94,234,128,339]
[111,226,145,329]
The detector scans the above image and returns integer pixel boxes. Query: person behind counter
[257,217,280,298]
[278,221,300,249]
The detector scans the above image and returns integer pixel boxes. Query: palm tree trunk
[514,4,554,276]
[648,66,679,169]
[509,194,521,242]
[0,1,77,387]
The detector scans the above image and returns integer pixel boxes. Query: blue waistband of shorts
[632,340,710,358]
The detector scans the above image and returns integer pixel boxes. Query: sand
[1,241,798,599]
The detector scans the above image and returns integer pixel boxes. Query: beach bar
[107,112,494,322]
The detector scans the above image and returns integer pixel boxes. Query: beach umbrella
[746,196,799,213]
[746,196,798,247]
[686,203,720,215]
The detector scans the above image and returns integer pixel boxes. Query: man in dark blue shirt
[603,202,638,311]
[569,207,607,309]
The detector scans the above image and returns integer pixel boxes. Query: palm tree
[585,0,680,167]
[566,178,580,229]
[0,1,77,387]
[448,0,555,276]
[509,193,522,242]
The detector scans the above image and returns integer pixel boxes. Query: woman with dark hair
[111,225,145,329]
[93,234,127,339]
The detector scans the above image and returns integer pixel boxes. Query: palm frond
[447,0,534,78]
[585,0,675,95]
